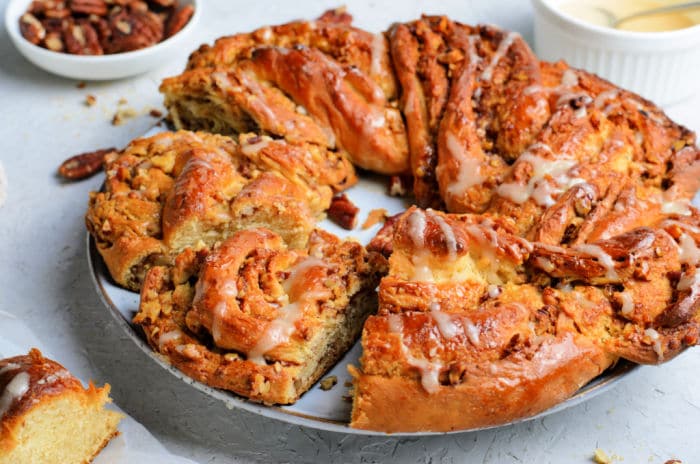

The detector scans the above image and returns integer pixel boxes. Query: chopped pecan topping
[58,147,116,180]
[328,194,359,230]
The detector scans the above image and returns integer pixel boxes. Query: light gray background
[1,1,699,462]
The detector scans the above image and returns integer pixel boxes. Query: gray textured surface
[1,0,699,462]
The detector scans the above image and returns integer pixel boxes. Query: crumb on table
[319,375,338,391]
[362,208,388,230]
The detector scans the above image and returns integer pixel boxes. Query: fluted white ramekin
[531,0,700,105]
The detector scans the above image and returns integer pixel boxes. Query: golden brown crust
[133,228,387,404]
[162,45,409,175]
[86,130,356,291]
[351,207,700,431]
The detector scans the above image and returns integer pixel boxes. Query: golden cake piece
[86,130,356,291]
[350,207,700,432]
[0,349,122,464]
[133,228,387,404]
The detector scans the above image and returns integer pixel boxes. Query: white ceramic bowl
[531,0,700,105]
[5,0,200,80]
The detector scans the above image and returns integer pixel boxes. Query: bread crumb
[362,208,388,229]
[76,81,86,89]
[112,107,138,126]
[593,449,611,464]
[149,108,164,118]
[664,460,683,464]
[118,97,128,105]
[85,94,97,107]
[344,381,353,388]
[319,375,338,391]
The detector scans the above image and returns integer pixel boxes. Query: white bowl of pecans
[6,0,200,80]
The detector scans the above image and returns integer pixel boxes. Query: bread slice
[134,228,387,404]
[0,349,122,464]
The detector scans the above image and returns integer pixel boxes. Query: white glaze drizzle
[661,199,692,216]
[445,132,484,197]
[406,210,433,281]
[0,363,20,377]
[0,372,30,418]
[387,313,442,394]
[427,210,458,261]
[678,234,700,266]
[573,244,619,281]
[619,291,635,316]
[479,32,518,82]
[240,137,270,156]
[496,151,582,207]
[429,302,460,340]
[248,257,328,364]
[370,33,385,77]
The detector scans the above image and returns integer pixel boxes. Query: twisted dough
[97,9,700,430]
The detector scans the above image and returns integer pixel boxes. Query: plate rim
[87,233,639,436]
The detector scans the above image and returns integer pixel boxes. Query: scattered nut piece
[592,448,611,464]
[664,460,683,464]
[388,174,411,197]
[367,212,402,257]
[319,375,338,391]
[85,94,97,106]
[58,147,116,180]
[362,208,388,230]
[327,193,359,230]
[111,106,138,125]
[149,108,163,118]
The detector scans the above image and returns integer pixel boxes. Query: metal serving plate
[88,164,638,436]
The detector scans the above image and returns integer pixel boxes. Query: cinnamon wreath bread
[86,130,355,291]
[0,349,122,463]
[86,8,700,431]
[133,228,386,404]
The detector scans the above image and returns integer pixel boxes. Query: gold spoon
[595,2,700,28]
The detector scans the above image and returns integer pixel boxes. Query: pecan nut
[69,0,107,16]
[327,194,359,230]
[165,4,193,38]
[58,148,116,180]
[44,31,65,51]
[19,13,46,45]
[105,9,163,53]
[63,19,103,54]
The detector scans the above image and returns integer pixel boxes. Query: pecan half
[44,32,65,51]
[165,4,193,38]
[105,9,163,53]
[19,13,46,45]
[69,0,107,16]
[63,19,103,54]
[58,147,115,180]
[327,194,359,230]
